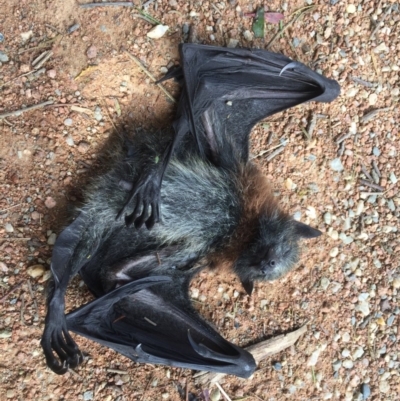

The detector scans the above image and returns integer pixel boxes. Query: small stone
[356,200,364,215]
[392,278,400,289]
[160,66,168,74]
[323,212,332,225]
[210,387,221,401]
[379,381,390,394]
[356,301,370,316]
[343,360,354,369]
[64,118,73,127]
[21,30,33,41]
[48,233,57,245]
[332,360,342,371]
[273,362,282,370]
[169,0,178,6]
[27,265,45,278]
[65,135,74,146]
[330,158,344,172]
[372,147,381,156]
[0,330,12,339]
[360,383,371,399]
[0,51,9,62]
[0,33,4,43]
[346,87,359,97]
[47,69,56,78]
[342,349,351,358]
[353,347,364,360]
[78,141,90,154]
[86,45,97,59]
[147,25,169,39]
[329,247,339,257]
[45,197,57,209]
[342,332,350,342]
[307,344,326,366]
[387,315,395,326]
[243,30,253,41]
[306,206,316,219]
[368,94,377,106]
[94,106,103,121]
[320,277,330,290]
[374,43,388,53]
[0,262,8,272]
[4,223,14,233]
[31,211,40,220]
[346,4,356,13]
[83,391,93,401]
[389,172,397,184]
[227,38,239,48]
[6,390,15,398]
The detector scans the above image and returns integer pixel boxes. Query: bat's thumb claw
[279,61,302,76]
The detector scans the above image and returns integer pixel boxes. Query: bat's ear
[241,279,254,296]
[293,221,322,239]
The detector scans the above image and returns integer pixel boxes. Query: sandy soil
[0,1,399,400]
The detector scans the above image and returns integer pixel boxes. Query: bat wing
[173,44,340,167]
[66,272,256,378]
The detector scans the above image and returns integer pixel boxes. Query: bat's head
[234,215,321,295]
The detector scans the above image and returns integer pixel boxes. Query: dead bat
[41,44,340,375]
[118,43,340,229]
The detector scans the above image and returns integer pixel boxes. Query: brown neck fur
[208,162,285,271]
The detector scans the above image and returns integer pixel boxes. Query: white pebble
[346,4,356,13]
[329,247,339,257]
[353,347,364,360]
[343,360,354,369]
[355,200,364,215]
[342,332,350,342]
[243,30,253,41]
[342,349,351,357]
[323,212,332,225]
[379,381,390,394]
[306,206,317,219]
[356,301,370,316]
[147,25,169,39]
[4,223,14,233]
[47,233,57,245]
[330,158,344,171]
[346,87,359,97]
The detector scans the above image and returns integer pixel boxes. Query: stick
[215,382,232,401]
[266,146,284,161]
[335,132,353,144]
[27,279,39,320]
[351,77,375,88]
[106,368,129,374]
[359,179,384,192]
[361,107,391,123]
[125,52,176,103]
[0,283,23,303]
[360,164,373,182]
[194,324,307,385]
[79,2,134,8]
[266,6,315,48]
[372,160,381,178]
[0,100,54,120]
[0,203,22,213]
[370,5,392,40]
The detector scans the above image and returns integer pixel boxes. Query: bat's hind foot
[116,176,161,230]
[41,318,83,374]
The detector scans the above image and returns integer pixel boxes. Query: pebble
[273,362,282,370]
[0,51,9,62]
[356,301,370,316]
[78,141,90,154]
[372,147,380,156]
[320,277,330,290]
[86,45,97,59]
[346,4,356,13]
[306,206,317,219]
[0,32,4,42]
[343,360,354,369]
[389,172,397,184]
[330,158,344,172]
[0,262,8,272]
[47,69,56,78]
[27,265,45,278]
[360,383,371,399]
[64,118,73,127]
[329,247,339,257]
[332,360,342,371]
[307,344,326,366]
[342,332,350,342]
[356,200,364,215]
[83,391,93,401]
[392,278,400,289]
[47,233,57,245]
[65,135,74,146]
[210,387,221,401]
[0,330,12,339]
[4,223,14,233]
[45,197,57,209]
[6,390,15,398]
[379,381,390,393]
[94,106,103,121]
[147,25,169,39]
[68,23,80,34]
[227,38,239,48]
[243,30,252,41]
[323,212,332,224]
[346,87,359,97]
[353,347,364,360]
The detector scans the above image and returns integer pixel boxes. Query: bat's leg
[41,213,96,374]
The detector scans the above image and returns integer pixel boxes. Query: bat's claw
[117,176,161,230]
[41,317,83,375]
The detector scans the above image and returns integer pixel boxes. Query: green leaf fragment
[252,7,265,38]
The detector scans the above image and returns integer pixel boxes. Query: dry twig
[361,107,392,123]
[125,52,176,103]
[79,2,134,8]
[359,179,384,192]
[215,382,232,401]
[1,283,23,303]
[0,100,54,120]
[266,146,284,161]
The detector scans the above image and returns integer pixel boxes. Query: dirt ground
[1,0,399,400]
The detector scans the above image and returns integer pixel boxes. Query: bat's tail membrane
[66,274,256,378]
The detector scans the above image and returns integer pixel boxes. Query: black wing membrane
[121,44,340,226]
[173,43,340,167]
[66,273,256,378]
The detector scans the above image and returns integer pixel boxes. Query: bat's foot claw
[117,178,161,230]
